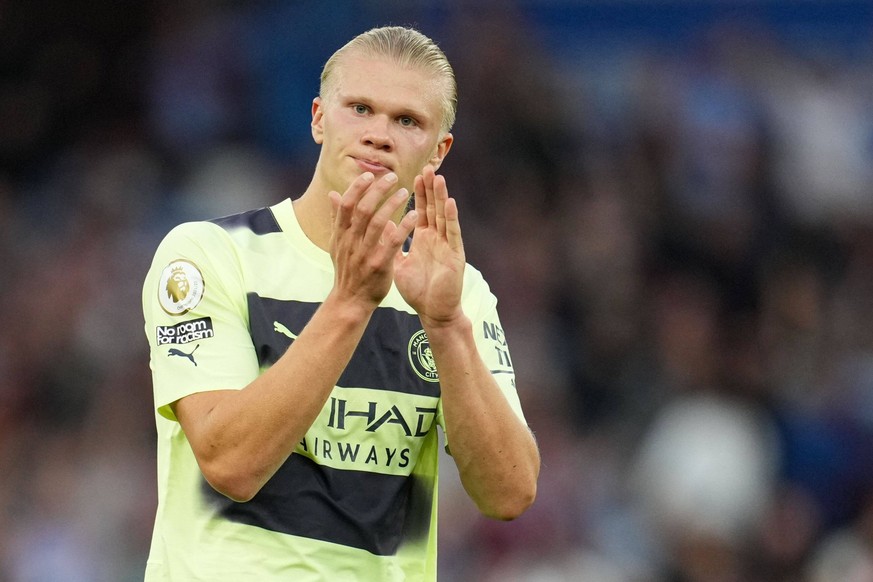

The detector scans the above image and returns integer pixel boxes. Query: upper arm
[142,222,259,419]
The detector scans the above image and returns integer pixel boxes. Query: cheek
[321,112,355,144]
[405,133,438,161]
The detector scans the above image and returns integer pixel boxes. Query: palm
[396,227,463,316]
[394,167,465,324]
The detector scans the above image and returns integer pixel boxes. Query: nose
[361,115,393,151]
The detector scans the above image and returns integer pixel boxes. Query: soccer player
[142,25,540,581]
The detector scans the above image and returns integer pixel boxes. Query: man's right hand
[327,171,418,309]
[172,173,419,503]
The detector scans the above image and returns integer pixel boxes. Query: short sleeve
[142,221,260,421]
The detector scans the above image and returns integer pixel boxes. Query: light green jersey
[142,198,524,581]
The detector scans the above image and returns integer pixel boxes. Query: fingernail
[384,173,398,183]
[395,188,408,198]
[362,172,375,182]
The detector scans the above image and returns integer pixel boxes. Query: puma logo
[168,344,200,366]
[273,321,298,340]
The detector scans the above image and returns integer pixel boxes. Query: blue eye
[353,104,368,115]
[399,116,417,127]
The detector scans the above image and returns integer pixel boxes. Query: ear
[429,133,454,171]
[311,97,325,145]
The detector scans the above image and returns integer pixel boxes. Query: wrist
[322,290,378,327]
[419,311,471,340]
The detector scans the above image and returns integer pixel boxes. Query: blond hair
[320,26,457,134]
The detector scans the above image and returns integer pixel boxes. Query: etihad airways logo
[298,396,438,470]
[299,436,412,469]
[327,397,438,437]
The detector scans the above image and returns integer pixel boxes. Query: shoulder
[154,204,285,262]
[157,219,233,254]
[143,213,255,305]
[209,206,283,235]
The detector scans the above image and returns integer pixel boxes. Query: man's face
[311,53,453,197]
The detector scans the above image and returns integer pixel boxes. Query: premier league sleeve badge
[158,259,206,315]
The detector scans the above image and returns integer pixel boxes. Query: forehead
[331,54,445,119]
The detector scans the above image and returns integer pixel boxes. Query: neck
[292,182,333,252]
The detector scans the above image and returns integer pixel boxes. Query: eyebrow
[340,93,432,123]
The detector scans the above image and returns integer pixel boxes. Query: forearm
[177,293,373,501]
[424,315,540,520]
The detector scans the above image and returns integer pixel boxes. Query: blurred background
[2,0,873,580]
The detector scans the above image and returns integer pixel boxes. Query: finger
[391,209,420,267]
[363,187,409,248]
[397,207,419,239]
[444,197,464,253]
[336,172,375,230]
[375,205,418,264]
[423,165,437,228]
[413,174,428,228]
[375,206,418,266]
[351,172,399,235]
[433,173,448,236]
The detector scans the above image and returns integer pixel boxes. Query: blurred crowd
[2,1,873,581]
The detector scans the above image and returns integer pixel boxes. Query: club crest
[408,329,439,382]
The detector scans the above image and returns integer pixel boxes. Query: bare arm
[425,317,540,520]
[394,166,540,519]
[173,172,417,502]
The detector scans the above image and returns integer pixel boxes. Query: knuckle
[351,208,368,223]
[366,257,385,273]
[340,197,356,212]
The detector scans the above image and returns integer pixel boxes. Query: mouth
[352,157,392,174]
